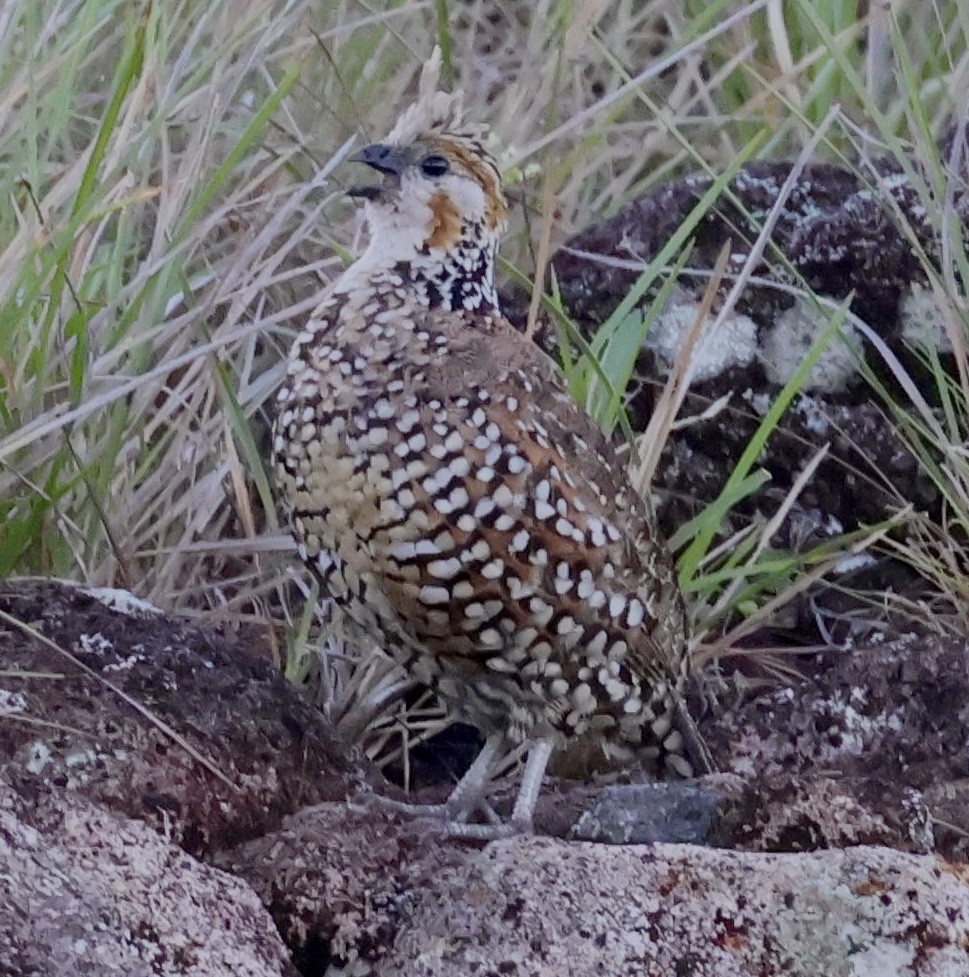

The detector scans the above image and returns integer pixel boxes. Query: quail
[273,72,709,838]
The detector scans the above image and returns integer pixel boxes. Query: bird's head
[341,117,508,311]
[349,134,507,245]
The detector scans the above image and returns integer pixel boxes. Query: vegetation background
[1,0,966,765]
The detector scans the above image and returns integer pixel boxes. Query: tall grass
[1,0,967,758]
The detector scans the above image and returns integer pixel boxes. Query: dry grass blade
[631,242,732,493]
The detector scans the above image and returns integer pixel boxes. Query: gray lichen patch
[899,285,961,353]
[761,297,864,393]
[645,288,759,382]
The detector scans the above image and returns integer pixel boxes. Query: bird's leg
[510,735,555,831]
[369,732,506,822]
[445,734,556,840]
[441,732,507,821]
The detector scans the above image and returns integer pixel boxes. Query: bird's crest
[384,47,486,148]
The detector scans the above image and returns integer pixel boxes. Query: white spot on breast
[478,628,502,647]
[481,559,504,580]
[528,598,554,626]
[626,599,645,628]
[427,468,455,493]
[555,517,575,537]
[474,498,496,519]
[508,577,531,600]
[428,558,462,579]
[585,631,608,657]
[509,530,529,554]
[420,586,451,605]
[444,431,464,453]
[389,541,417,560]
[608,639,628,661]
[469,539,491,561]
[535,501,555,520]
[492,484,516,508]
[396,409,420,432]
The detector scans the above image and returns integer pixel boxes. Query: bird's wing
[367,308,687,687]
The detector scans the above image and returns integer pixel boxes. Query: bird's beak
[347,143,409,199]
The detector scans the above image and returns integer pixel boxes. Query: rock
[216,802,459,975]
[572,782,723,845]
[0,770,296,977]
[704,635,969,859]
[0,578,358,856]
[5,584,969,974]
[376,838,969,977]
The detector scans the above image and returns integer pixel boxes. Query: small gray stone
[572,782,723,844]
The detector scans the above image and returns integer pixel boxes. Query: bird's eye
[420,155,450,178]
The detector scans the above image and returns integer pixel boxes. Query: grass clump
[1,0,967,762]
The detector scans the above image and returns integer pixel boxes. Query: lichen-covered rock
[0,578,357,855]
[0,771,296,977]
[705,635,969,859]
[377,838,969,977]
[216,802,460,973]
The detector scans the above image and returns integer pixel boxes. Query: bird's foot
[364,788,505,831]
[443,815,531,841]
[365,793,449,818]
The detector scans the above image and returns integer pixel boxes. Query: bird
[273,58,710,838]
